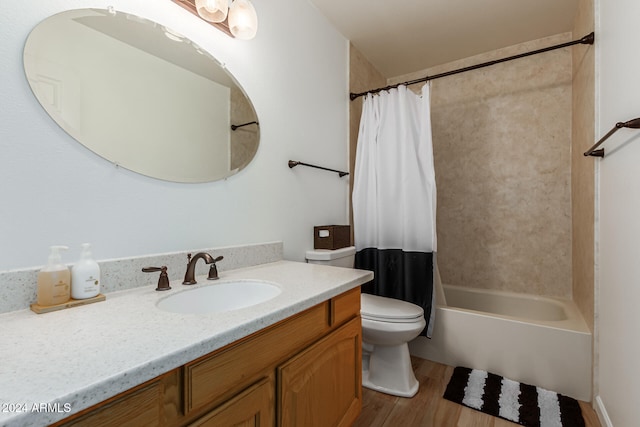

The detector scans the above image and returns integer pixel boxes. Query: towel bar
[288,160,349,177]
[584,117,640,157]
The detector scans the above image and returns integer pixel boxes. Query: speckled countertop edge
[0,260,373,427]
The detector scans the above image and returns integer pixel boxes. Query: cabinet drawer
[330,287,360,326]
[189,376,274,427]
[184,301,330,414]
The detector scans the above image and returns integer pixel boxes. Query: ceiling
[309,0,580,78]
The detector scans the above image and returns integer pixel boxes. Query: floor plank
[353,357,601,427]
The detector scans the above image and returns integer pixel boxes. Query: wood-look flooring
[353,357,601,427]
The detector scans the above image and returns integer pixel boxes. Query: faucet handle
[142,266,171,291]
[207,256,224,280]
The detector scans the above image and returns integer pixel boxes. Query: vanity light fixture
[227,0,258,40]
[195,0,228,23]
[173,0,258,40]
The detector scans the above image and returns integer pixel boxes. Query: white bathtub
[409,284,592,401]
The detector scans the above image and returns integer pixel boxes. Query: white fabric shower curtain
[353,83,437,336]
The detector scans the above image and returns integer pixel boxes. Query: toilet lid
[360,293,424,322]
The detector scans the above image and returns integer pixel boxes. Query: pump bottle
[71,243,101,299]
[37,246,71,306]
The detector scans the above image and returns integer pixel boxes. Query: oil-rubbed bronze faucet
[182,252,224,285]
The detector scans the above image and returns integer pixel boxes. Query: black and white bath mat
[443,366,584,427]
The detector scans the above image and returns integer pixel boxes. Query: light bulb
[196,0,229,23]
[228,0,258,40]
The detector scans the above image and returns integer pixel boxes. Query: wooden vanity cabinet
[53,287,361,427]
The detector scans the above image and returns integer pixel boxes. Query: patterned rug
[443,367,585,427]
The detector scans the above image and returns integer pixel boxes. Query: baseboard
[594,395,613,427]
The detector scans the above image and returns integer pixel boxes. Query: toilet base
[362,342,419,398]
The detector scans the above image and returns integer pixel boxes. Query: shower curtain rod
[349,32,595,101]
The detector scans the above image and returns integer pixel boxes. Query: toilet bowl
[306,246,426,398]
[361,293,425,397]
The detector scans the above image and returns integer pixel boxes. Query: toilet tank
[305,246,356,268]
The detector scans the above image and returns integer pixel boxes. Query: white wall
[595,0,640,424]
[0,0,350,270]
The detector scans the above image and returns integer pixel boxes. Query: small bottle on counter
[37,246,71,306]
[71,243,101,299]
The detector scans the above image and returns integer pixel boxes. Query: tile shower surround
[386,33,573,299]
[0,242,283,314]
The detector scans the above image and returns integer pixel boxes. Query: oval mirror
[23,8,259,183]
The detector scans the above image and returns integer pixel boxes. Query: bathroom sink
[156,280,281,315]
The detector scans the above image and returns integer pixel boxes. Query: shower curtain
[353,83,437,337]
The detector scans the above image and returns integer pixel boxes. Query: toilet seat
[361,293,424,323]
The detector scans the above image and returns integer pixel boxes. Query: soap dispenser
[71,243,101,299]
[37,246,71,306]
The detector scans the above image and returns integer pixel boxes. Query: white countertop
[0,260,373,427]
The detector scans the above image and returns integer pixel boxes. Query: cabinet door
[278,317,362,427]
[55,370,181,427]
[189,376,274,427]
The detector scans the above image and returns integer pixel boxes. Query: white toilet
[306,246,426,398]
